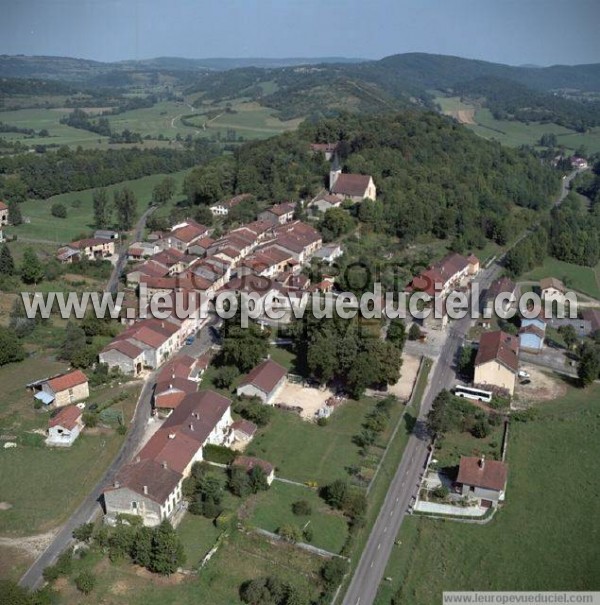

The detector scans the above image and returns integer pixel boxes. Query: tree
[321,557,348,588]
[149,520,186,575]
[50,202,67,218]
[214,365,239,389]
[321,479,348,510]
[408,323,422,341]
[248,465,269,493]
[60,321,87,364]
[577,346,600,387]
[20,247,44,284]
[8,199,22,225]
[220,321,269,372]
[0,580,31,605]
[386,318,406,350]
[0,327,25,366]
[457,345,475,377]
[558,324,578,349]
[152,177,176,205]
[426,389,454,435]
[0,244,15,276]
[228,466,252,497]
[131,526,154,568]
[114,187,137,231]
[277,524,302,543]
[291,500,312,516]
[72,522,94,543]
[319,207,354,241]
[194,205,214,226]
[74,570,96,595]
[93,188,111,229]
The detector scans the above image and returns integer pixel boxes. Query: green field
[9,169,192,242]
[247,396,402,486]
[375,384,600,604]
[177,513,223,568]
[183,101,303,141]
[436,97,600,153]
[522,256,600,299]
[248,481,348,554]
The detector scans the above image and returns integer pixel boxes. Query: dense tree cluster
[240,575,310,605]
[290,308,402,399]
[0,140,219,199]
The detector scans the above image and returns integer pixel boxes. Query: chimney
[479,455,485,469]
[135,455,140,463]
[143,485,148,495]
[169,383,173,390]
[162,461,167,469]
[169,433,176,439]
[189,423,194,431]
[114,480,120,489]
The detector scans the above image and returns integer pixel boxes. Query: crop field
[375,384,600,604]
[10,168,192,242]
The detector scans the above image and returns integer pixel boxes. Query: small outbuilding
[236,359,287,405]
[46,405,85,447]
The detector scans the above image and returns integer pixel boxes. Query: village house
[582,308,600,335]
[103,458,184,527]
[164,219,210,252]
[485,277,518,317]
[34,369,89,408]
[267,221,322,263]
[99,340,146,376]
[406,252,480,298]
[210,193,252,217]
[94,229,119,240]
[313,244,343,264]
[237,359,288,405]
[57,238,115,263]
[519,315,546,353]
[456,455,508,506]
[138,390,233,476]
[231,419,258,443]
[258,202,296,225]
[126,259,170,287]
[232,456,275,485]
[239,247,295,279]
[540,277,566,302]
[46,405,85,447]
[310,192,343,213]
[127,241,161,261]
[474,330,520,395]
[188,236,216,257]
[570,156,588,170]
[153,376,198,415]
[329,167,376,202]
[0,200,9,225]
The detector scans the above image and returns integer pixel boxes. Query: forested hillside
[184,111,559,251]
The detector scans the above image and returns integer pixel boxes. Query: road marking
[377,543,381,550]
[390,510,393,517]
[384,526,388,533]
[370,561,374,568]
[396,497,399,502]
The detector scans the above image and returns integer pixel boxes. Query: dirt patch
[0,528,58,557]
[385,353,421,401]
[276,383,336,420]
[133,564,185,585]
[0,502,12,510]
[514,364,567,405]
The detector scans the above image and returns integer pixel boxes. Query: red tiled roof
[69,238,110,249]
[475,330,519,373]
[331,173,372,197]
[154,391,187,410]
[540,277,566,293]
[232,419,258,438]
[239,359,287,395]
[487,277,516,300]
[0,201,8,211]
[310,142,339,153]
[457,456,507,492]
[130,326,169,348]
[103,340,144,359]
[46,370,88,393]
[49,405,82,430]
[170,221,208,244]
[105,459,182,504]
[582,309,600,332]
[233,456,274,475]
[263,202,295,217]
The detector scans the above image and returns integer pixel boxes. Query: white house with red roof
[164,219,210,252]
[456,455,508,505]
[329,169,376,202]
[258,202,296,225]
[57,238,115,263]
[46,405,85,447]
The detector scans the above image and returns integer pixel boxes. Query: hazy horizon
[1,0,599,67]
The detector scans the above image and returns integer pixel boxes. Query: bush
[277,524,302,543]
[50,203,67,219]
[213,365,239,389]
[316,416,328,426]
[291,499,312,516]
[408,323,422,341]
[203,444,237,464]
[73,522,94,543]
[74,570,96,595]
[42,565,60,583]
[321,557,348,588]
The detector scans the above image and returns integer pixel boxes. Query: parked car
[185,336,195,345]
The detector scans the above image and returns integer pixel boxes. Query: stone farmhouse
[0,200,8,225]
[32,369,89,408]
[474,330,520,395]
[57,238,115,263]
[258,202,296,225]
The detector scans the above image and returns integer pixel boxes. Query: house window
[131,501,138,510]
[68,388,74,401]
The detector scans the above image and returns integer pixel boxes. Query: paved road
[106,205,155,295]
[341,171,579,605]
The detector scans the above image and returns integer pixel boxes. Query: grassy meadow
[9,168,192,242]
[522,256,600,299]
[375,383,600,604]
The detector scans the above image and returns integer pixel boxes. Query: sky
[1,0,599,66]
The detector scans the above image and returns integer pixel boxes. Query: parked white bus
[453,385,493,403]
